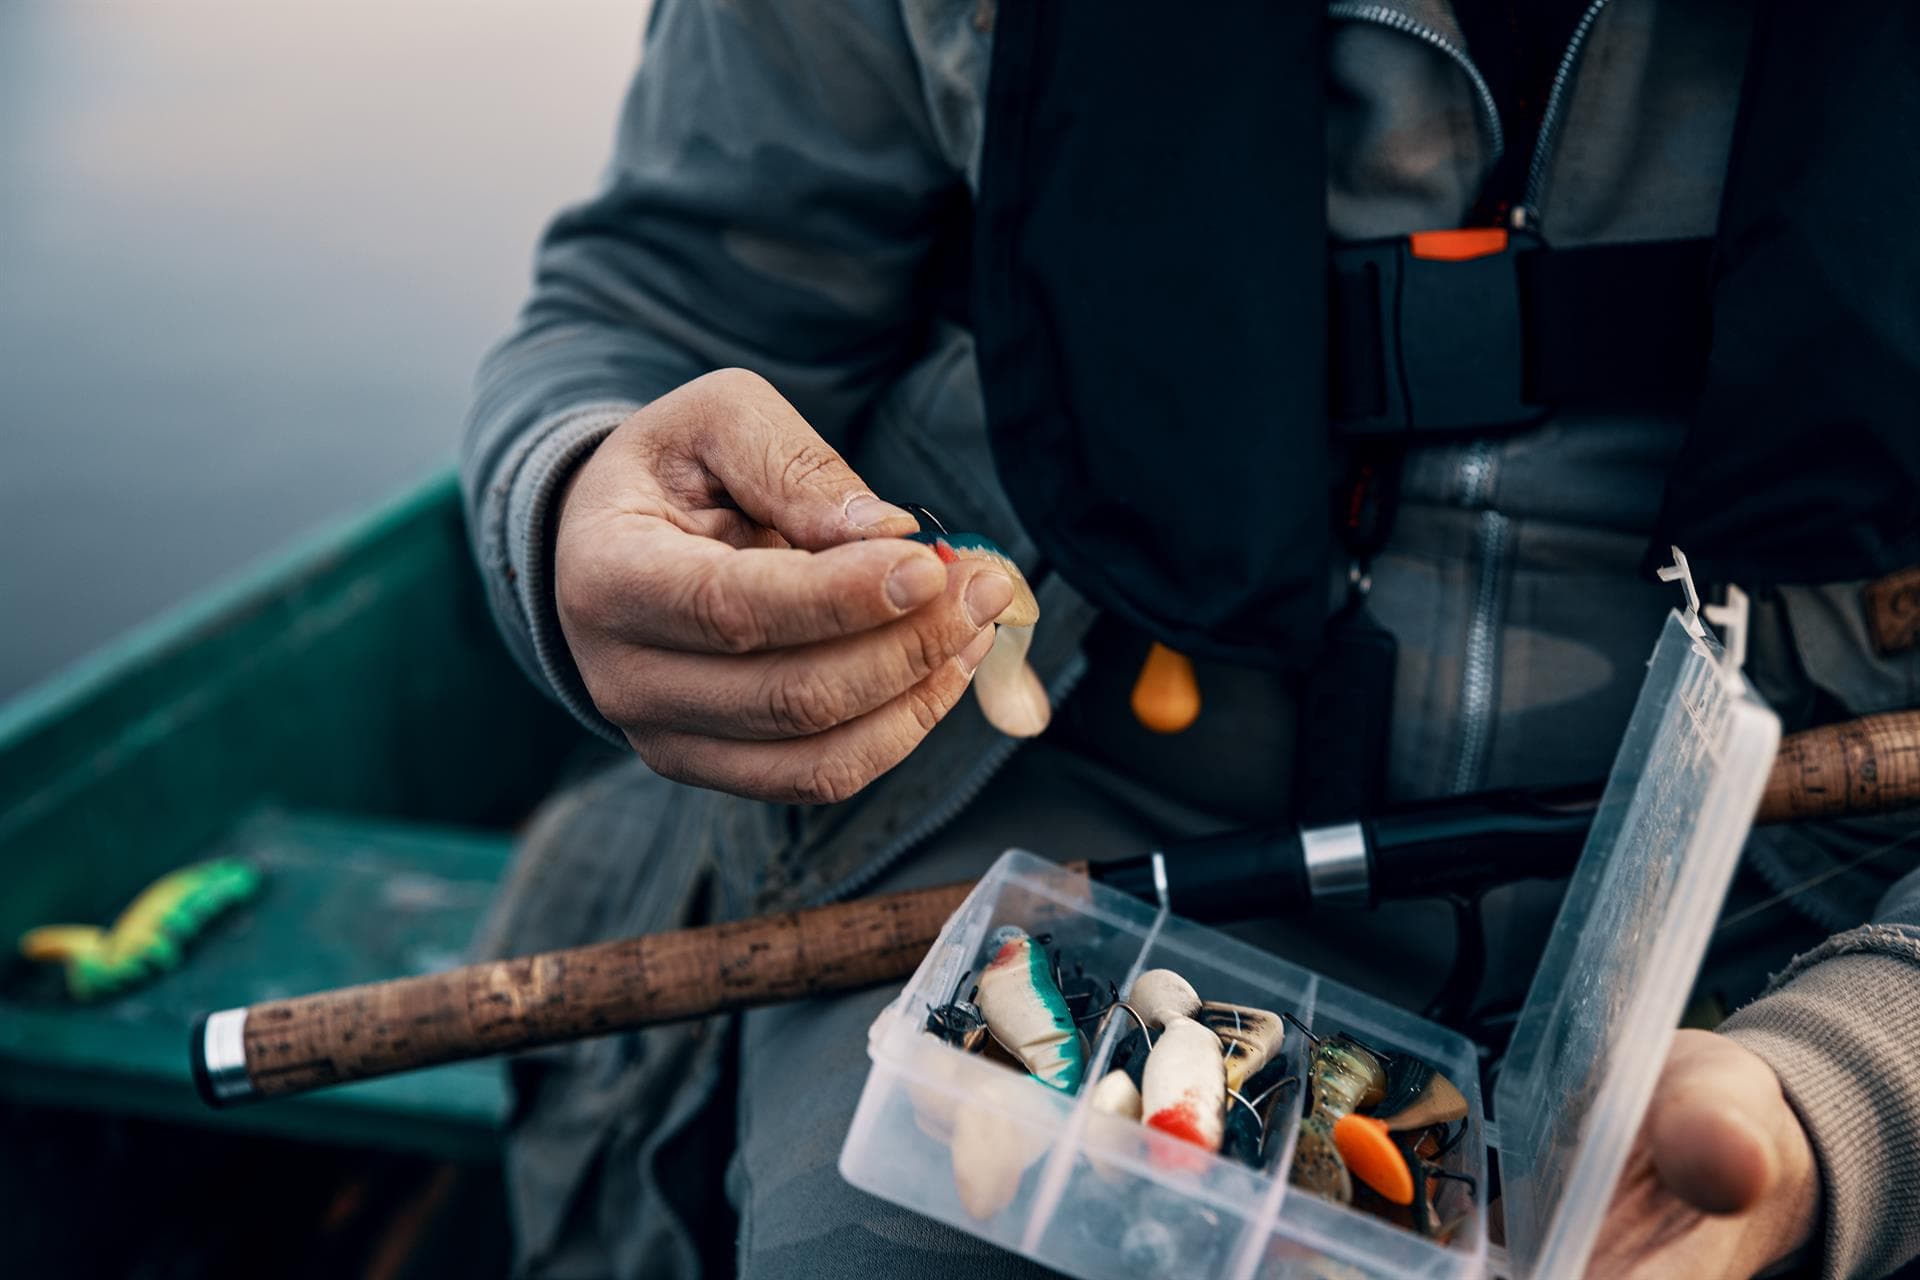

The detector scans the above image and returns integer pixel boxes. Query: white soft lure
[1085,1068,1145,1185]
[1089,1069,1143,1120]
[1141,1015,1227,1157]
[974,926,1085,1092]
[1127,968,1202,1029]
[972,623,1051,738]
[950,1071,1053,1219]
[908,530,1050,738]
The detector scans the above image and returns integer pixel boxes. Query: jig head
[925,984,989,1055]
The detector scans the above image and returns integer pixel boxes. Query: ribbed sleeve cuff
[1722,932,1920,1280]
[480,401,639,746]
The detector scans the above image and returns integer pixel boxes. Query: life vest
[970,0,1920,669]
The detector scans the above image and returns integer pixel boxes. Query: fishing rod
[192,707,1920,1108]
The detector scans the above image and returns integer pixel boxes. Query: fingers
[1646,1031,1799,1217]
[1586,1031,1823,1280]
[611,566,1015,738]
[650,368,920,548]
[562,523,965,653]
[632,626,997,803]
[1650,1084,1775,1215]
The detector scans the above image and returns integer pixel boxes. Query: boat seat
[0,473,592,1161]
[0,808,513,1160]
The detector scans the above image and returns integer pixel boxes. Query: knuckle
[763,668,849,737]
[774,436,846,498]
[684,569,765,654]
[585,666,652,730]
[554,552,616,634]
[903,678,951,736]
[795,753,872,806]
[700,366,773,401]
[818,578,869,635]
[628,733,682,779]
[590,683,638,729]
[901,615,952,680]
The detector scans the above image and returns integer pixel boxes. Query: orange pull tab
[1131,643,1201,734]
[1407,227,1509,261]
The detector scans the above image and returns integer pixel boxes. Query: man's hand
[553,368,1012,803]
[1587,1029,1820,1279]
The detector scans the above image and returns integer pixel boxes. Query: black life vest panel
[970,0,1920,669]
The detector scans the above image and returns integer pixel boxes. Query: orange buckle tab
[1131,643,1201,734]
[1407,228,1509,262]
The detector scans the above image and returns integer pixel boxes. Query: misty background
[0,1,645,699]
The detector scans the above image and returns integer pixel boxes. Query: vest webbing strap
[1330,235,1714,437]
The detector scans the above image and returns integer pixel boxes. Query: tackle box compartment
[841,607,1780,1280]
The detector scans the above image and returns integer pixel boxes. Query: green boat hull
[0,470,589,1159]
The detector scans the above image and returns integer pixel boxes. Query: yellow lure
[18,858,261,1001]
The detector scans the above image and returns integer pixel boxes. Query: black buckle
[1329,230,1548,437]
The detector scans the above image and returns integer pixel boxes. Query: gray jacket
[464,1,1920,1274]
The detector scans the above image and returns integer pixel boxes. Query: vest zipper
[1515,0,1613,229]
[805,653,1090,907]
[1327,2,1507,167]
[1451,441,1508,794]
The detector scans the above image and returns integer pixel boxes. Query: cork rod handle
[1758,709,1920,824]
[195,866,1085,1107]
[195,711,1920,1108]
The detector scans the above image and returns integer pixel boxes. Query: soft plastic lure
[907,529,1050,738]
[1141,1015,1227,1163]
[974,926,1084,1092]
[1090,1068,1142,1120]
[1333,1113,1415,1206]
[19,858,261,1001]
[1199,1001,1287,1092]
[1374,1054,1469,1133]
[1293,1033,1389,1201]
[1284,1022,1476,1229]
[950,1069,1054,1219]
[1126,968,1201,1029]
[907,531,1040,626]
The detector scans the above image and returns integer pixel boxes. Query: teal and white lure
[906,526,1050,738]
[905,531,1040,627]
[975,926,1085,1092]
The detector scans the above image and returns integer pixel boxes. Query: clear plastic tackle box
[841,605,1780,1280]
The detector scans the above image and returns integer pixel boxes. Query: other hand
[553,368,1012,802]
[1586,1029,1819,1279]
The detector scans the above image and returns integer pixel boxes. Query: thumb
[683,368,919,548]
[1647,1031,1785,1215]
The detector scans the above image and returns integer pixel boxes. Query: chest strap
[1330,230,1714,437]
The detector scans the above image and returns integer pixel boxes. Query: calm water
[0,1,643,699]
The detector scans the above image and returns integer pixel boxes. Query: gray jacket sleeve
[1721,584,1920,1279]
[461,0,963,737]
[1723,871,1920,1280]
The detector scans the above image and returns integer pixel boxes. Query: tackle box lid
[1490,604,1780,1278]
